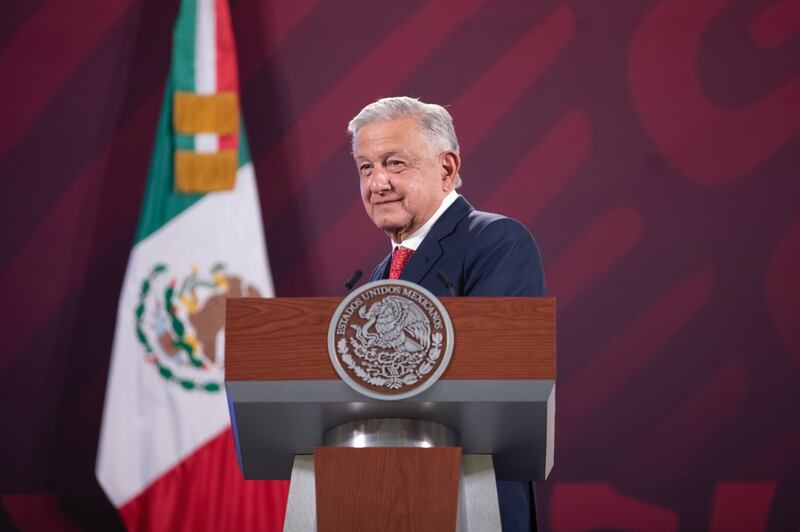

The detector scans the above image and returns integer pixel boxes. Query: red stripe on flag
[215,0,238,92]
[120,428,289,532]
[215,0,239,151]
[219,134,238,151]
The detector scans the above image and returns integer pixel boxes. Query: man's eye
[387,160,404,167]
[359,164,372,173]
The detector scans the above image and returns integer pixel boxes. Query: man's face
[354,116,453,243]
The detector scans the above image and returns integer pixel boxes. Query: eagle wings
[356,295,431,353]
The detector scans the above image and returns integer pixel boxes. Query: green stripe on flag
[172,0,197,92]
[238,118,252,167]
[174,134,195,151]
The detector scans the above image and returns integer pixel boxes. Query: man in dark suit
[348,96,545,532]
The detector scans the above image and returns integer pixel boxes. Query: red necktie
[389,246,414,280]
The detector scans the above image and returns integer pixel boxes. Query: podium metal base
[323,418,460,448]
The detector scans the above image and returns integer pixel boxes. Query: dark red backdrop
[1,0,798,529]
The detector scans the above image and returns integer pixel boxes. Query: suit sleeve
[462,217,546,297]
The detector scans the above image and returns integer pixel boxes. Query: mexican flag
[95,0,288,528]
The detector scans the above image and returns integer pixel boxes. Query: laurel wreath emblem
[336,325,444,390]
[133,263,227,393]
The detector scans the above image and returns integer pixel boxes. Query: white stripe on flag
[195,134,219,152]
[195,0,216,94]
[195,0,219,152]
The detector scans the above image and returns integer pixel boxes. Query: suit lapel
[400,196,473,284]
[372,253,392,281]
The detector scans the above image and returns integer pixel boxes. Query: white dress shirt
[390,190,460,251]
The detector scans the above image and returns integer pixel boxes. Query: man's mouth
[374,199,401,206]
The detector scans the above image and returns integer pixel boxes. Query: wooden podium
[225,296,555,531]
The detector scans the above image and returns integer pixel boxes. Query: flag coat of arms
[96,0,288,528]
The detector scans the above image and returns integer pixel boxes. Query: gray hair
[347,96,462,188]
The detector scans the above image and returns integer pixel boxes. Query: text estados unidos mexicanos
[335,286,443,336]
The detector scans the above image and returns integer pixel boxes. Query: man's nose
[369,169,391,193]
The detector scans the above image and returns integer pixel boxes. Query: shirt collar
[391,190,460,251]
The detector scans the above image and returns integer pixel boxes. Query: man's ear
[440,151,461,191]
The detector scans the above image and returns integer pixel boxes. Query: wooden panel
[225,297,555,381]
[226,297,341,380]
[445,297,555,379]
[314,447,460,532]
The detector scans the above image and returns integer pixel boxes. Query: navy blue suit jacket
[369,196,546,298]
